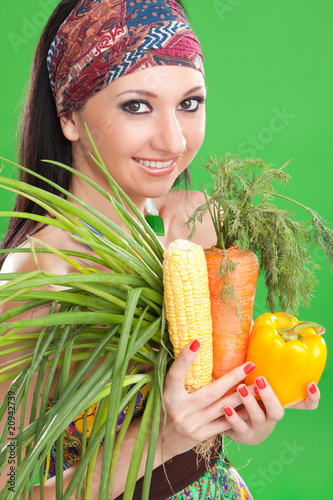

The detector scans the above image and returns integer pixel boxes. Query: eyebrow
[116,85,207,98]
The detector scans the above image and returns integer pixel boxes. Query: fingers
[222,377,284,427]
[283,382,321,410]
[252,377,285,421]
[195,361,256,411]
[164,340,202,397]
[221,377,284,442]
[236,384,267,426]
[165,341,256,404]
[303,382,320,409]
[222,384,264,438]
[164,343,257,424]
[222,405,253,439]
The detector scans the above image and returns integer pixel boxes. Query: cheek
[90,116,150,155]
[185,114,206,152]
[84,116,118,151]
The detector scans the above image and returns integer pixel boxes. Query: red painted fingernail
[255,377,266,390]
[254,386,259,395]
[244,362,256,375]
[224,406,233,417]
[238,385,249,397]
[309,383,317,394]
[190,340,201,352]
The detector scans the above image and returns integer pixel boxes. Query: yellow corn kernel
[163,239,213,391]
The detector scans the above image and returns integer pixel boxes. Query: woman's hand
[162,341,321,456]
[222,378,321,445]
[162,341,278,456]
[222,376,285,445]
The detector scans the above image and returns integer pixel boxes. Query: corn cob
[163,239,213,391]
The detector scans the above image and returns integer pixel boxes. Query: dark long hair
[0,0,191,267]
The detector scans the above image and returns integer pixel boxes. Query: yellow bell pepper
[244,312,327,407]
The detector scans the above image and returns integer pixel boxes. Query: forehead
[106,65,206,96]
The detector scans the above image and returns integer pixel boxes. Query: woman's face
[65,65,206,207]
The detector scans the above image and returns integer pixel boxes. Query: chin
[137,180,178,199]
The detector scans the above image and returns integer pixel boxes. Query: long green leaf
[63,374,152,500]
[0,135,168,499]
[122,385,155,500]
[2,328,120,498]
[0,311,151,335]
[99,288,142,498]
[141,347,168,500]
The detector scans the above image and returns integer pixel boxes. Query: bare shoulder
[1,242,47,276]
[1,225,69,277]
[156,190,216,249]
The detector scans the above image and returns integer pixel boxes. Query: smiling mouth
[133,158,175,169]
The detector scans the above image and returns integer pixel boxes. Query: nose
[151,110,186,156]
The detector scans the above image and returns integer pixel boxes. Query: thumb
[165,340,202,393]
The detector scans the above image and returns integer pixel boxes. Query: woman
[0,1,320,498]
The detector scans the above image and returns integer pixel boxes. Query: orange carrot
[205,244,259,380]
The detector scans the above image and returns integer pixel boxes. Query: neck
[70,172,148,232]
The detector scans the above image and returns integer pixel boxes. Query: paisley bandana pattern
[47,0,204,116]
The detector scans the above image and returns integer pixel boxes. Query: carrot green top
[185,153,333,315]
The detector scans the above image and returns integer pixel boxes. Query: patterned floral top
[165,457,253,500]
[44,379,253,499]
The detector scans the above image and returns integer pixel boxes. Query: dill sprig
[185,153,333,314]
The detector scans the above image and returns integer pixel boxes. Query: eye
[122,100,151,114]
[178,97,206,112]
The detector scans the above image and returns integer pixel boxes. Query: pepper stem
[279,322,326,341]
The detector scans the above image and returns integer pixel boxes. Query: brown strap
[115,444,221,500]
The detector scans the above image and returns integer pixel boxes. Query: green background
[0,1,332,498]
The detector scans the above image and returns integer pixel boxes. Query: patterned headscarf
[47,0,204,116]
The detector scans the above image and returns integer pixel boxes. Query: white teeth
[135,158,174,169]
